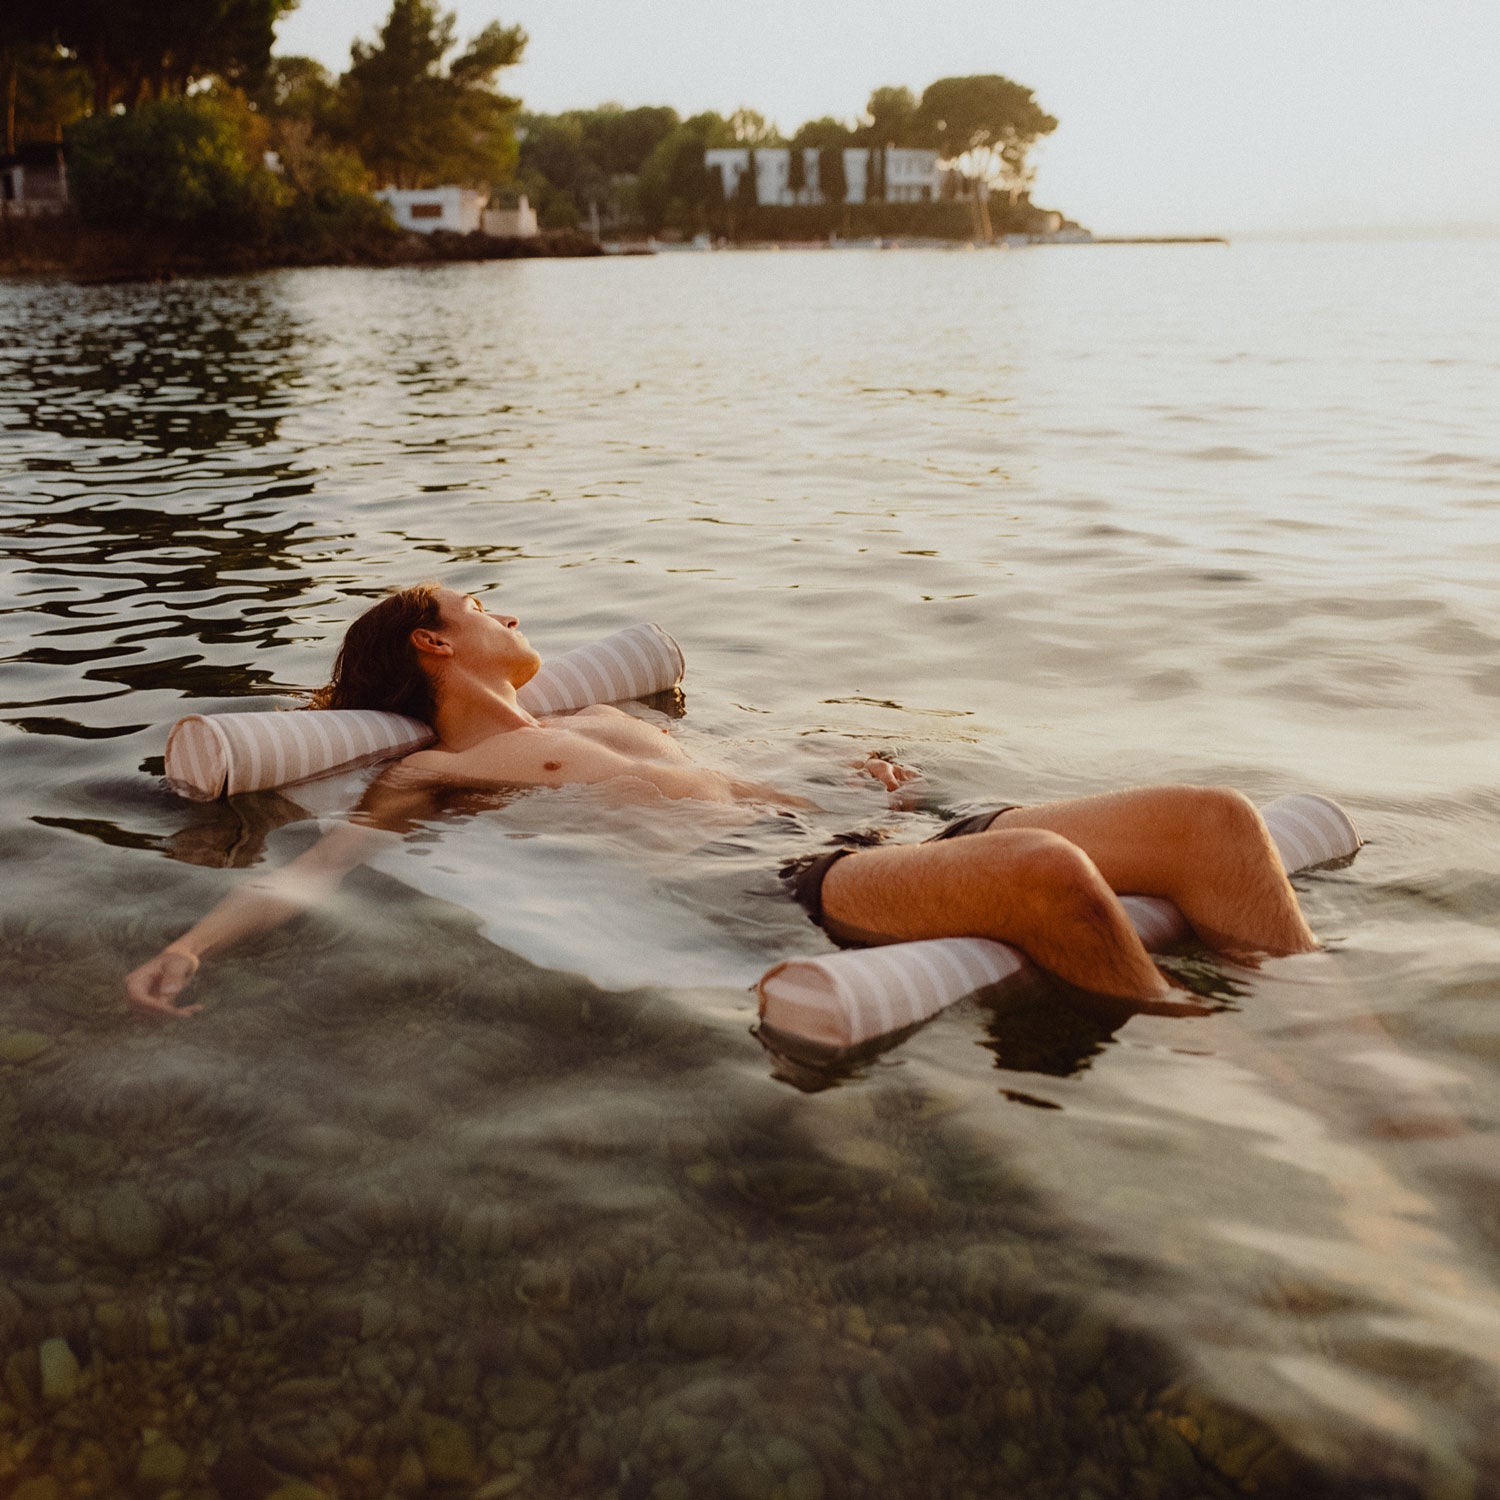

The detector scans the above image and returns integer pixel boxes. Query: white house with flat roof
[481,194,538,238]
[375,186,486,234]
[0,144,68,217]
[704,146,940,207]
[881,148,942,202]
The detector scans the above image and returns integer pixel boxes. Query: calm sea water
[2,239,1498,1498]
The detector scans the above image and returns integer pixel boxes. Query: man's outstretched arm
[124,765,444,1018]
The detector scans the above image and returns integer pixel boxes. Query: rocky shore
[0,219,604,283]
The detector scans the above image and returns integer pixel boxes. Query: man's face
[432,588,542,688]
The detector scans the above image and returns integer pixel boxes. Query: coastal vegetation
[517,79,1060,240]
[1,0,546,275]
[1,0,1065,275]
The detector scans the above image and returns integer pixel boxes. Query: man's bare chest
[435,712,681,789]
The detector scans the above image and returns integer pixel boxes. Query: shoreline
[0,219,604,283]
[0,220,1232,283]
[607,232,1229,254]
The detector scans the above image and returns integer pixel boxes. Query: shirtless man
[125,583,1317,1017]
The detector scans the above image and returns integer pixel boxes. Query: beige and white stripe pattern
[517,621,684,716]
[165,709,434,801]
[164,622,686,800]
[1262,792,1363,874]
[757,793,1362,1054]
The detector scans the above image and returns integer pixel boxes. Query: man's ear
[410,627,452,659]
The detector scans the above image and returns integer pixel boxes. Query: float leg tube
[756,794,1361,1056]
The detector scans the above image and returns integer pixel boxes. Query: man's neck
[430,668,539,751]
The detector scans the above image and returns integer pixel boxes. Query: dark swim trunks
[783,805,1019,944]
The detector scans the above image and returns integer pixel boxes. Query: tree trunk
[3,56,16,156]
[91,49,111,117]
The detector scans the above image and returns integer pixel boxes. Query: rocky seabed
[0,892,1458,1500]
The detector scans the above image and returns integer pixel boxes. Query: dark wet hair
[307,582,444,722]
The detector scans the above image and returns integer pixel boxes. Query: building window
[411,203,443,219]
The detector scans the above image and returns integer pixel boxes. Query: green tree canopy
[576,104,678,177]
[338,0,526,189]
[2,41,89,152]
[635,110,732,231]
[516,112,597,227]
[45,0,295,113]
[250,55,338,128]
[916,74,1057,198]
[67,90,282,229]
[249,57,372,220]
[727,108,780,146]
[791,116,853,151]
[862,85,919,146]
[516,104,678,226]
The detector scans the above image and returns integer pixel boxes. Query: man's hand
[124,948,203,1019]
[855,755,921,793]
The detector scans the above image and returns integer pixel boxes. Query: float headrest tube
[163,621,685,801]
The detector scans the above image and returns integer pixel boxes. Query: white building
[881,148,942,203]
[375,186,487,234]
[703,146,940,207]
[481,194,538,238]
[0,145,69,217]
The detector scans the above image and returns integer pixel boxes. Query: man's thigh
[818,825,1081,946]
[990,784,1263,899]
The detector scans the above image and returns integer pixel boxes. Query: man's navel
[544,761,561,772]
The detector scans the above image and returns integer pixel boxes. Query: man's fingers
[128,992,199,1019]
[125,952,201,1018]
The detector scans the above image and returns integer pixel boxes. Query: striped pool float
[165,622,684,800]
[756,794,1362,1055]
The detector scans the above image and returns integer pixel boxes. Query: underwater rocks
[93,1183,167,1261]
[0,1208,1301,1500]
[37,1337,79,1402]
[0,1029,53,1065]
[0,913,1470,1500]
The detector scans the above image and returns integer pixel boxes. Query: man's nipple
[544,761,561,771]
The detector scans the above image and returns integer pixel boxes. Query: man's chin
[514,650,544,690]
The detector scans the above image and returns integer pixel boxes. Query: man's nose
[501,615,519,629]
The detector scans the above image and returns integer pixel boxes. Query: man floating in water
[126,583,1316,1016]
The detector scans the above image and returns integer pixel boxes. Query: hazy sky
[278,0,1500,235]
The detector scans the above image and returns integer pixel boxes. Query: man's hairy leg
[991,785,1317,958]
[818,828,1173,1002]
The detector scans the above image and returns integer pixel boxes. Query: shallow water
[2,239,1498,1497]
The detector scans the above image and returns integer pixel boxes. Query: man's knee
[974,828,1116,927]
[1172,785,1266,851]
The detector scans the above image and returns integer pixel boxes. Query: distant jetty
[607,231,1231,254]
[1079,235,1229,246]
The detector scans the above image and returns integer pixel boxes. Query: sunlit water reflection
[1,240,1498,1497]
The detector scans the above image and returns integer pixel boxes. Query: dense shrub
[67,94,286,234]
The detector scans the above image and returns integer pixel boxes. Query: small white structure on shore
[880,148,941,202]
[375,186,487,234]
[705,146,940,207]
[481,195,538,238]
[0,145,69,217]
